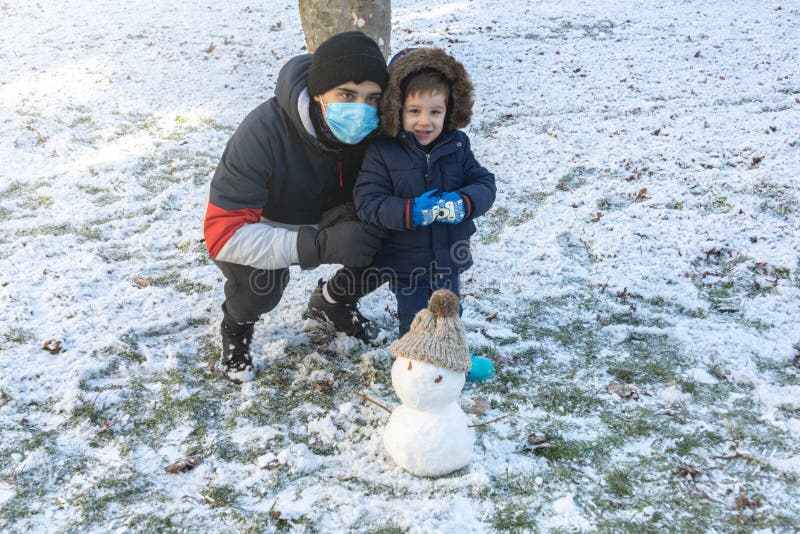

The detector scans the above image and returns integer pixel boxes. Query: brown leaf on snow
[165,456,200,474]
[132,275,152,288]
[314,379,334,393]
[733,486,762,510]
[95,417,118,436]
[204,42,216,53]
[522,433,552,452]
[695,489,722,503]
[750,156,763,167]
[43,340,63,354]
[591,211,603,222]
[485,311,498,322]
[634,187,651,201]
[469,397,490,416]
[607,381,639,400]
[265,459,282,471]
[674,463,702,480]
[694,50,702,58]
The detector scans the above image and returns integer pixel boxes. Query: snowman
[383,289,474,477]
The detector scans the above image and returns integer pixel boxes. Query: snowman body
[383,356,474,477]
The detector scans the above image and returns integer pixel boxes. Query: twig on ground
[354,392,392,414]
[469,414,509,428]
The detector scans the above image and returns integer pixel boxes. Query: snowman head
[390,289,470,371]
[391,357,465,410]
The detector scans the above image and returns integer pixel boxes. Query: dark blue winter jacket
[204,55,371,262]
[354,129,496,275]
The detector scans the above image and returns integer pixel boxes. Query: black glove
[318,202,358,230]
[297,220,388,269]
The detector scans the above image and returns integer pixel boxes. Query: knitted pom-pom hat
[390,289,471,372]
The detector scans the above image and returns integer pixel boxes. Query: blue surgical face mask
[320,99,379,144]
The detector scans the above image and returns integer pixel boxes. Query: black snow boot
[304,280,380,344]
[218,319,256,384]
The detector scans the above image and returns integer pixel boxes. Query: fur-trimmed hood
[380,48,474,137]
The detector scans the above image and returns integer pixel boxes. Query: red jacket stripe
[204,202,262,258]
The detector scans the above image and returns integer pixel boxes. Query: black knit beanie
[307,31,388,96]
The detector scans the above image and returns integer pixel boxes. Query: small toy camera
[434,201,457,222]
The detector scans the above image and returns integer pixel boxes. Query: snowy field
[1,0,799,531]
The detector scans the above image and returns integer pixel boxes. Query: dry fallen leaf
[522,433,552,452]
[468,397,490,416]
[485,311,498,322]
[132,275,152,288]
[314,379,334,393]
[591,211,603,222]
[165,456,200,474]
[43,340,63,354]
[607,381,640,400]
[675,463,702,480]
[265,459,282,471]
[733,486,762,510]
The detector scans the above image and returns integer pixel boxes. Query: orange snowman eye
[408,361,413,371]
[434,375,443,383]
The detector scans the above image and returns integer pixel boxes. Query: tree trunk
[299,0,391,60]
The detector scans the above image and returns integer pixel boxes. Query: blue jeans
[391,271,461,336]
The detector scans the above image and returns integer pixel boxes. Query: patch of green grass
[510,295,607,359]
[3,327,34,344]
[151,271,214,295]
[366,526,406,534]
[555,166,594,192]
[203,484,238,509]
[606,466,633,497]
[600,407,665,446]
[16,222,75,237]
[492,501,537,532]
[608,331,682,384]
[479,205,509,243]
[530,432,594,463]
[667,430,724,458]
[536,383,604,416]
[73,471,150,526]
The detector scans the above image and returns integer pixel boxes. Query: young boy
[354,48,496,381]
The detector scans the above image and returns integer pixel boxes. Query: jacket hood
[380,48,474,137]
[275,54,317,142]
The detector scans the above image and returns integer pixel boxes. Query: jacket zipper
[407,135,453,188]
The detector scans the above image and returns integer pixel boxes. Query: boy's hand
[433,192,467,224]
[411,189,440,227]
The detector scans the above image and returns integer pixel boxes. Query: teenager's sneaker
[466,351,495,382]
[304,280,380,344]
[218,319,256,384]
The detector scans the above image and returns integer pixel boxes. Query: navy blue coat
[354,129,496,275]
[204,55,368,261]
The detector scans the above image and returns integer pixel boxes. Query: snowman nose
[434,375,443,383]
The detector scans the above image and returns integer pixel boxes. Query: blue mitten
[411,189,440,227]
[433,192,466,224]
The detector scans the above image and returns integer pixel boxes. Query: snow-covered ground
[1,0,799,531]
